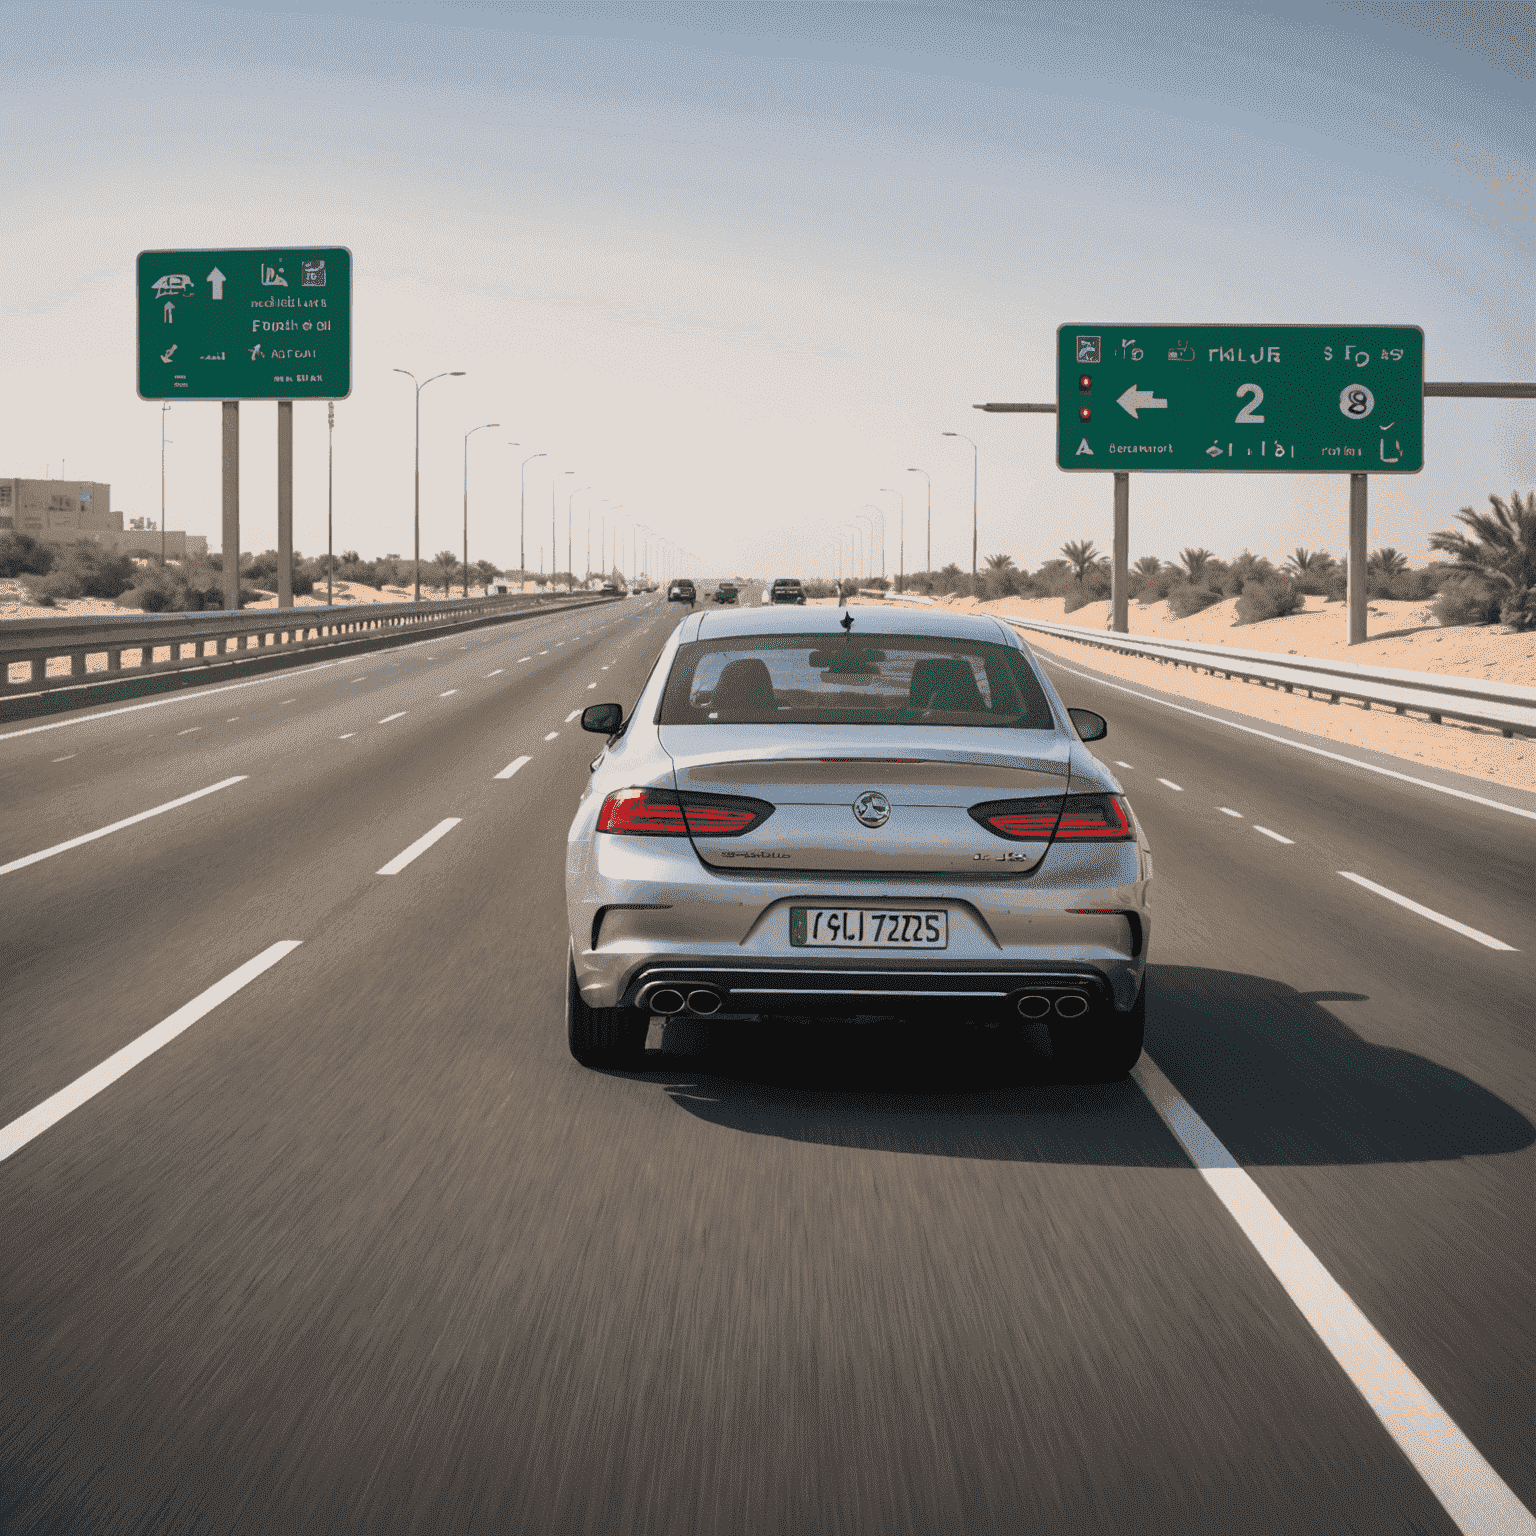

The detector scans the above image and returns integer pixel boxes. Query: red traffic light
[1078,406,1091,422]
[1078,374,1092,392]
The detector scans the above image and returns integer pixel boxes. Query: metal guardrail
[1,591,616,700]
[1003,616,1536,740]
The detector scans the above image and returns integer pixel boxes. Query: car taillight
[969,794,1132,842]
[597,788,774,838]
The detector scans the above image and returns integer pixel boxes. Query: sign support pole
[221,400,240,610]
[1111,471,1129,633]
[277,399,294,608]
[1348,472,1368,646]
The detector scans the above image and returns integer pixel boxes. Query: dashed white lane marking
[519,657,531,663]
[1,776,248,878]
[538,650,549,655]
[1254,826,1294,844]
[587,682,597,689]
[1036,656,1536,824]
[226,717,239,722]
[440,690,458,697]
[486,669,504,677]
[281,699,296,705]
[52,755,76,763]
[1158,778,1183,791]
[338,733,355,740]
[544,731,559,741]
[565,710,581,722]
[1115,760,1134,769]
[177,728,201,736]
[1219,807,1243,818]
[378,712,407,724]
[1134,1054,1535,1536]
[376,818,461,876]
[351,677,367,683]
[1339,872,1516,951]
[495,755,532,780]
[0,941,303,1164]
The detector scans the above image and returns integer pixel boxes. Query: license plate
[789,908,948,948]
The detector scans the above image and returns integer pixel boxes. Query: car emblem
[853,790,891,828]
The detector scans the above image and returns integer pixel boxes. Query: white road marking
[565,710,581,722]
[1158,778,1183,791]
[519,657,531,663]
[0,776,247,878]
[281,699,296,705]
[587,682,597,689]
[1338,872,1516,951]
[1115,760,1134,768]
[538,650,549,655]
[177,727,201,735]
[378,712,407,724]
[1219,807,1243,818]
[338,733,355,739]
[495,755,532,780]
[544,731,559,741]
[226,717,239,722]
[52,755,76,763]
[440,689,458,697]
[1037,657,1536,823]
[1134,1054,1535,1536]
[486,669,504,677]
[1253,826,1294,844]
[376,818,461,875]
[0,941,303,1164]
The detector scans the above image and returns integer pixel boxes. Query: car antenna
[840,611,854,634]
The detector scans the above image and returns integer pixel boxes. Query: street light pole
[519,451,545,587]
[861,506,883,581]
[879,489,904,589]
[393,368,465,602]
[568,485,590,592]
[160,403,170,566]
[554,471,573,590]
[906,467,931,577]
[942,432,978,584]
[327,401,334,606]
[463,422,499,597]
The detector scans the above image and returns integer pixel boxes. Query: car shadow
[636,963,1532,1168]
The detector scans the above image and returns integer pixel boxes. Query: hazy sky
[3,0,1530,580]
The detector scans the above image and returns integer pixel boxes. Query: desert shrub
[243,549,315,597]
[0,531,56,577]
[1166,581,1223,618]
[1234,577,1304,624]
[1501,587,1536,631]
[1432,576,1502,627]
[21,541,137,602]
[1062,568,1111,612]
[800,580,837,599]
[120,560,259,611]
[1219,550,1277,597]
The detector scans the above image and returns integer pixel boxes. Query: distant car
[669,580,697,604]
[712,584,739,605]
[566,604,1151,1080]
[485,581,514,596]
[770,578,806,606]
[600,582,620,596]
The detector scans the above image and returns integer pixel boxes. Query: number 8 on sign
[1340,384,1375,419]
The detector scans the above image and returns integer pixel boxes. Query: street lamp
[942,431,978,584]
[879,488,904,589]
[906,467,931,577]
[462,423,499,597]
[554,471,573,591]
[159,403,171,566]
[519,451,545,585]
[858,507,881,582]
[393,368,465,601]
[327,401,335,606]
[568,485,591,591]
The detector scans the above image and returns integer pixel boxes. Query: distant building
[0,477,205,558]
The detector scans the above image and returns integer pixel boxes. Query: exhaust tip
[649,988,686,1015]
[686,989,723,1016]
[1016,995,1053,1020]
[1053,993,1090,1019]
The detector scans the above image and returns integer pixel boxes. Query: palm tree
[1283,547,1330,576]
[1132,555,1163,578]
[984,552,1016,572]
[432,549,459,596]
[1368,547,1409,575]
[1178,547,1216,582]
[1060,540,1103,583]
[1428,491,1536,629]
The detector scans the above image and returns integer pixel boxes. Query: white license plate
[790,908,948,948]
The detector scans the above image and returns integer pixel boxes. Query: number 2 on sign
[1235,383,1265,424]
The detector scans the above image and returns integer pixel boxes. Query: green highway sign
[1056,324,1423,473]
[137,246,351,400]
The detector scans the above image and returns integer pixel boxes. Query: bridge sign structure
[1057,324,1422,473]
[137,246,351,400]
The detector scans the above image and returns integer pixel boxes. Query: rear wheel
[567,954,648,1069]
[1049,981,1145,1082]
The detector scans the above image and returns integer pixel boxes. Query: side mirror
[581,702,625,735]
[1068,708,1107,742]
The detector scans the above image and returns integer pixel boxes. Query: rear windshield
[658,632,1056,728]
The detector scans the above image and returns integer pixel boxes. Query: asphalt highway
[0,593,1530,1535]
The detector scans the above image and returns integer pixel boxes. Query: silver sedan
[566,604,1152,1077]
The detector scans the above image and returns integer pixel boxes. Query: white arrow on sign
[163,301,175,324]
[1117,384,1167,418]
[207,267,226,299]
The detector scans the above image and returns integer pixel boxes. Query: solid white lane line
[486,669,504,677]
[1134,1054,1535,1536]
[565,710,581,722]
[1158,778,1183,791]
[0,941,302,1165]
[495,755,532,780]
[1254,826,1295,844]
[1037,656,1536,823]
[376,818,461,876]
[378,712,407,724]
[52,755,76,763]
[1219,807,1243,818]
[440,690,458,697]
[0,776,248,878]
[544,731,559,741]
[1338,872,1516,951]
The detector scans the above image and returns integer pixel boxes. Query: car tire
[1049,980,1145,1082]
[567,952,648,1069]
